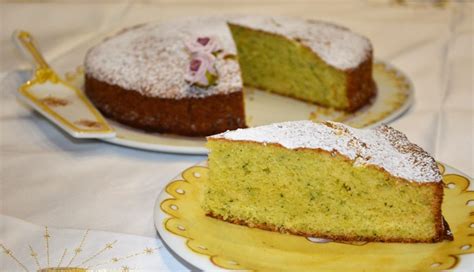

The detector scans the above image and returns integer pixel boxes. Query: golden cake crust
[206,211,452,243]
[84,17,245,136]
[85,75,246,136]
[345,55,377,112]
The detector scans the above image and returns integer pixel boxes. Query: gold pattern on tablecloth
[57,249,68,268]
[44,227,50,267]
[86,247,159,270]
[29,244,41,270]
[67,229,89,267]
[78,240,117,266]
[1,243,29,272]
[1,226,162,271]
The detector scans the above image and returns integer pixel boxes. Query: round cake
[84,16,375,136]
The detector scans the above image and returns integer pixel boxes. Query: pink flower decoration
[186,36,222,54]
[184,52,217,86]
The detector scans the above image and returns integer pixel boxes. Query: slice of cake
[204,121,452,243]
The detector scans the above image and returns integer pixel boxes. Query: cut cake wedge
[204,121,452,243]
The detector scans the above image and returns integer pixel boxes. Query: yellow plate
[154,162,473,271]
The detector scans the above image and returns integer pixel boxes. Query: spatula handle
[12,30,50,70]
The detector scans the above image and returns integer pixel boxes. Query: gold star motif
[111,257,119,263]
[105,243,114,249]
[144,248,154,255]
[74,248,82,253]
[30,252,37,257]
[121,266,130,272]
[4,249,11,255]
[44,234,50,239]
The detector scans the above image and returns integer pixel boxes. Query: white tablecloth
[1,1,473,270]
[0,215,191,271]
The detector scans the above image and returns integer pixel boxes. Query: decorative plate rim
[364,59,414,129]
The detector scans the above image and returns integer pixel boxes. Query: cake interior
[229,23,349,110]
[204,139,442,242]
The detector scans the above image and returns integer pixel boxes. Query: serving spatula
[12,30,115,139]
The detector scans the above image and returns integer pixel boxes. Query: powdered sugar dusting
[230,16,371,70]
[85,17,241,99]
[210,121,441,183]
[85,16,371,99]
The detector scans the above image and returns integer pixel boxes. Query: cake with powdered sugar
[204,121,452,243]
[84,16,375,136]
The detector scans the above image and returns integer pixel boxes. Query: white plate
[66,60,413,155]
[154,162,473,271]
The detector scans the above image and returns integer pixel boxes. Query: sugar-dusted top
[209,121,441,183]
[85,16,372,99]
[230,16,372,70]
[85,17,242,99]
